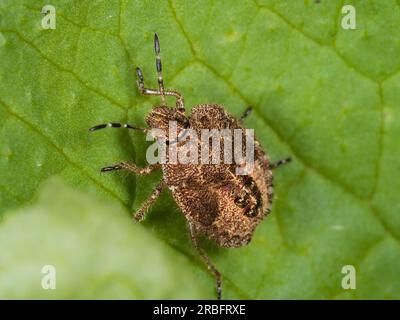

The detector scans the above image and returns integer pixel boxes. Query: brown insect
[89,34,290,299]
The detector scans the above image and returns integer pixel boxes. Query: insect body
[90,34,290,299]
[163,104,273,248]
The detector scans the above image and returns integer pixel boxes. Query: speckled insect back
[164,104,274,248]
[89,33,291,300]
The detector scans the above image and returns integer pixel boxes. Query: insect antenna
[154,33,166,105]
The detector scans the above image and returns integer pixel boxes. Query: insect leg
[239,106,252,122]
[133,180,166,222]
[89,123,147,133]
[188,221,222,300]
[101,163,160,174]
[136,66,185,111]
[270,157,292,169]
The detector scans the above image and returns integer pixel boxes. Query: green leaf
[0,0,399,299]
[0,178,210,299]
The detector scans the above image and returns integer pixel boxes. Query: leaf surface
[0,0,399,299]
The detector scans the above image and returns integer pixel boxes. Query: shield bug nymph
[89,33,291,300]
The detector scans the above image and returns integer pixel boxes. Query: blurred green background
[0,0,399,299]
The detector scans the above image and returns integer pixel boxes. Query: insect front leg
[101,162,160,174]
[188,221,222,300]
[133,180,166,222]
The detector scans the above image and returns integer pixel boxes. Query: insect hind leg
[188,221,222,300]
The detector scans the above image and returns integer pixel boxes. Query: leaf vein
[0,30,128,112]
[0,99,129,209]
